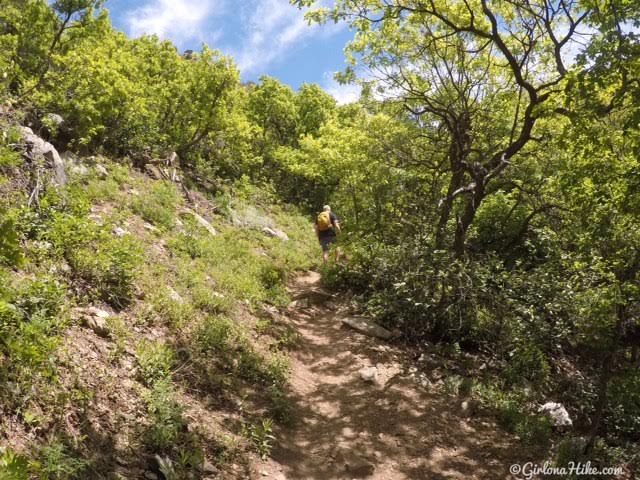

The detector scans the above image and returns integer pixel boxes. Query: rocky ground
[252,272,540,480]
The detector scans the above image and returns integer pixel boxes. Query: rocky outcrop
[20,126,67,186]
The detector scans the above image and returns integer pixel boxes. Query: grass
[0,153,317,478]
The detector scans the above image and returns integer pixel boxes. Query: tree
[296,0,592,257]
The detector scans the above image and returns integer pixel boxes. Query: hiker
[315,205,341,263]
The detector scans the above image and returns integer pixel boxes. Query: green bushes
[136,340,175,386]
[131,181,181,230]
[144,379,187,451]
[0,277,66,401]
[43,213,141,308]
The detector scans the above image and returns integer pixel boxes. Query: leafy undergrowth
[0,155,317,479]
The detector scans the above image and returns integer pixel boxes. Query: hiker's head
[323,205,331,212]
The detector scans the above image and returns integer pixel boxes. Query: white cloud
[235,0,343,75]
[322,72,360,105]
[127,0,223,47]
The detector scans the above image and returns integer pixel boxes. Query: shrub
[131,181,180,229]
[136,340,175,386]
[70,235,141,308]
[191,286,230,315]
[0,448,29,480]
[503,339,551,386]
[195,315,237,363]
[242,418,275,460]
[144,379,186,451]
[0,210,23,267]
[0,277,66,402]
[30,441,89,480]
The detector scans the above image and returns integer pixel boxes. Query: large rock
[20,126,67,186]
[341,316,393,340]
[539,402,572,426]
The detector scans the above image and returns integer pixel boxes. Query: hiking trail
[251,271,536,479]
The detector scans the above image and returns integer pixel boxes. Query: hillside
[0,129,318,478]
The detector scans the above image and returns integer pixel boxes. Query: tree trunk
[584,304,626,453]
[453,169,485,258]
[436,113,472,250]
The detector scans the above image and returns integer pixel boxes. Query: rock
[44,113,64,126]
[167,286,184,304]
[344,454,375,477]
[112,227,128,238]
[202,459,217,474]
[143,472,158,480]
[183,209,217,236]
[144,164,163,180]
[390,328,402,339]
[20,126,67,186]
[459,399,475,417]
[539,402,572,426]
[293,288,332,304]
[70,163,89,176]
[75,307,111,338]
[143,223,158,232]
[288,298,310,309]
[261,226,289,241]
[95,164,108,178]
[359,366,378,383]
[88,213,103,225]
[341,316,393,340]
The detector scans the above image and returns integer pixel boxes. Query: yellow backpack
[317,211,332,231]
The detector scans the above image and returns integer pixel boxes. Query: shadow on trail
[268,273,537,479]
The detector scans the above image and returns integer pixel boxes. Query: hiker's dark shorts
[319,235,336,252]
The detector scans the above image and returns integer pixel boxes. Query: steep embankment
[254,272,539,480]
[0,138,318,479]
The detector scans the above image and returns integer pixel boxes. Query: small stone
[202,459,217,474]
[143,472,158,480]
[460,400,473,417]
[344,455,375,477]
[166,286,184,304]
[44,113,64,126]
[75,307,111,338]
[261,227,289,241]
[261,471,270,477]
[95,164,108,178]
[112,227,128,237]
[359,366,378,383]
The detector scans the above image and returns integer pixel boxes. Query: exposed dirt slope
[254,271,536,480]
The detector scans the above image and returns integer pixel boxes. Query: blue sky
[103,0,361,103]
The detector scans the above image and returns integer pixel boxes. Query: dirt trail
[253,271,532,480]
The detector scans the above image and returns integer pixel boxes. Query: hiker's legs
[320,237,331,263]
[320,236,335,263]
